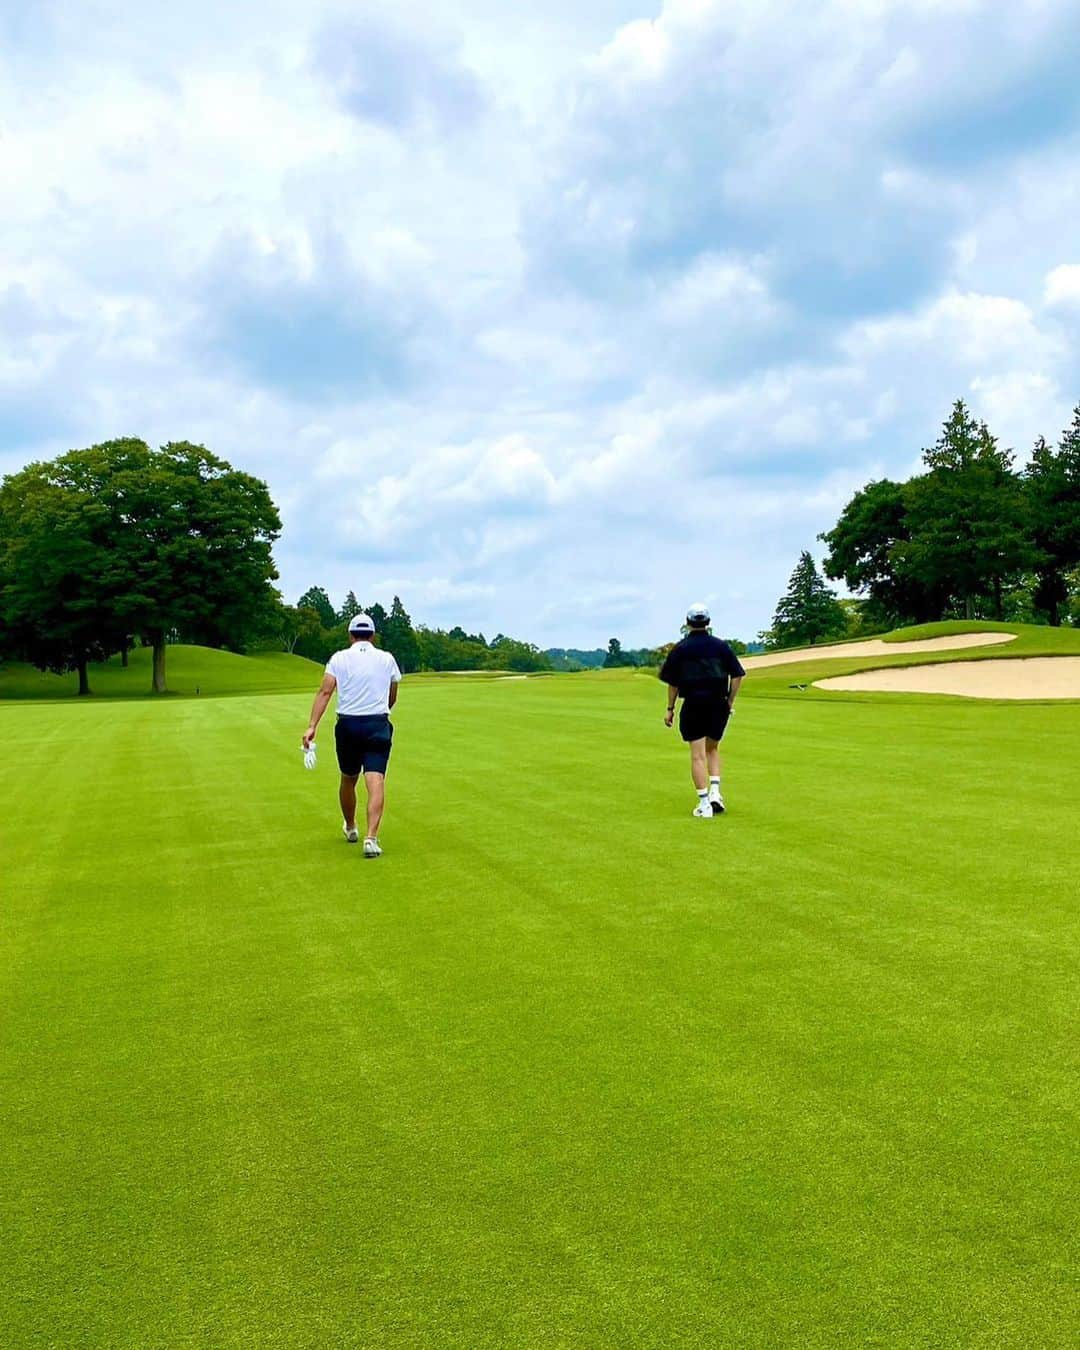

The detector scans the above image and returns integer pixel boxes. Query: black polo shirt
[658,631,745,700]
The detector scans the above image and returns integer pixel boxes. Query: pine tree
[902,401,1030,620]
[770,552,847,649]
[380,595,420,672]
[296,585,336,628]
[1024,408,1080,626]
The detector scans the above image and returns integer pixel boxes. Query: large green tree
[487,635,551,672]
[273,602,325,655]
[380,595,421,673]
[296,585,336,629]
[898,402,1031,620]
[0,465,118,694]
[819,478,943,625]
[769,551,847,649]
[1025,410,1080,626]
[17,439,281,692]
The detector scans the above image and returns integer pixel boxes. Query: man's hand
[664,708,675,728]
[302,725,317,750]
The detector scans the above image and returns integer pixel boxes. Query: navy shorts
[335,714,393,776]
[679,697,731,744]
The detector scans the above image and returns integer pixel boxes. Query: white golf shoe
[709,791,725,815]
[363,837,382,858]
[343,824,359,844]
[692,801,713,818]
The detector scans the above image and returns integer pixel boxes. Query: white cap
[348,612,375,634]
[686,601,710,625]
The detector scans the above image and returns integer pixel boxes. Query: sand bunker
[743,632,1016,670]
[816,657,1080,700]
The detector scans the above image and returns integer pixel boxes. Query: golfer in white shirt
[302,613,402,858]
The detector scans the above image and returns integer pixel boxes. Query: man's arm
[664,683,679,728]
[303,674,336,749]
[728,675,743,709]
[723,643,746,710]
[388,682,399,711]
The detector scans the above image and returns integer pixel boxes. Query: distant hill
[0,645,322,701]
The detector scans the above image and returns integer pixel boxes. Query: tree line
[545,638,669,671]
[279,587,551,674]
[761,400,1080,649]
[824,399,1080,629]
[0,438,552,694]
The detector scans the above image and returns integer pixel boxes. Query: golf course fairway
[2,667,1077,1347]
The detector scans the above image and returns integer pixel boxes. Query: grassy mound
[882,619,1023,642]
[0,644,322,701]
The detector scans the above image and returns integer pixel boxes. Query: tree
[381,595,420,673]
[23,439,281,693]
[297,585,336,629]
[898,402,1031,620]
[1024,411,1080,626]
[274,603,325,654]
[0,465,117,694]
[769,551,847,649]
[338,591,362,624]
[819,478,942,625]
[603,637,633,668]
[488,634,552,672]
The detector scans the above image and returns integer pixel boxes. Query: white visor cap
[348,612,376,634]
[686,602,711,625]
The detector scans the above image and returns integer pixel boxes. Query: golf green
[1,668,1077,1346]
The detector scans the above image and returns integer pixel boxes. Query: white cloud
[3,0,1080,646]
[594,17,673,81]
[1043,263,1080,308]
[845,289,1061,366]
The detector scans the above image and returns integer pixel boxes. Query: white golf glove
[302,742,317,770]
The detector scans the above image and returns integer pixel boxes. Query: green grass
[883,619,1080,651]
[0,644,323,700]
[882,620,1028,643]
[1,666,1077,1346]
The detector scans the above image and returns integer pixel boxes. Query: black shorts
[335,714,393,776]
[679,696,731,744]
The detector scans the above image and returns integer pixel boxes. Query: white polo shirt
[326,642,402,715]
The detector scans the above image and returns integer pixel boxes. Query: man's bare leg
[364,772,385,839]
[340,773,359,830]
[706,739,721,779]
[706,737,724,812]
[689,739,708,791]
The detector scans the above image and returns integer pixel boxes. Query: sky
[3,0,1080,648]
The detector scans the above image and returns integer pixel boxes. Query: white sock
[697,788,708,801]
[710,776,721,793]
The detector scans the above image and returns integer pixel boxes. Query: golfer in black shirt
[658,603,745,816]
